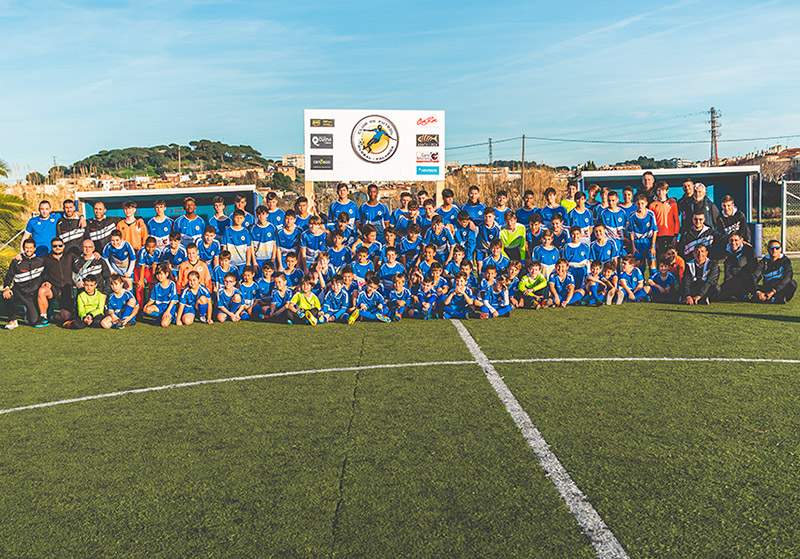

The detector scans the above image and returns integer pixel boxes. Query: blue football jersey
[539,205,567,231]
[359,202,390,235]
[532,245,559,268]
[436,205,460,226]
[328,200,359,226]
[462,202,486,226]
[147,217,173,248]
[277,226,302,259]
[108,289,135,314]
[567,208,594,243]
[208,215,231,236]
[149,281,178,305]
[548,271,575,299]
[198,239,221,267]
[173,215,206,246]
[266,208,285,229]
[482,254,510,274]
[250,223,277,262]
[223,226,253,267]
[589,239,619,263]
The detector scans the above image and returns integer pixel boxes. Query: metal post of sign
[304,181,314,202]
[781,180,787,250]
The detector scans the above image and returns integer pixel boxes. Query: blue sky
[1,0,799,180]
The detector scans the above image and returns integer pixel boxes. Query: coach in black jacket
[753,240,796,304]
[2,238,45,327]
[718,233,758,301]
[683,244,720,305]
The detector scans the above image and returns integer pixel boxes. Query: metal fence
[781,180,800,253]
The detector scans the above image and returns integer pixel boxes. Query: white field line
[450,319,629,559]
[0,361,474,416]
[493,357,800,364]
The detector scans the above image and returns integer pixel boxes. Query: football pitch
[2,296,800,557]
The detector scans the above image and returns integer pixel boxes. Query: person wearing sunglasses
[753,241,796,304]
[36,236,78,327]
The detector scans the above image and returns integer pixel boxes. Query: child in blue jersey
[453,211,477,263]
[647,257,679,303]
[599,191,627,255]
[429,262,450,306]
[460,260,479,293]
[340,267,361,313]
[585,184,601,214]
[479,264,498,297]
[356,277,391,322]
[209,196,231,236]
[444,246,466,279]
[294,196,312,232]
[540,188,567,231]
[282,252,304,289]
[315,251,334,284]
[176,270,213,325]
[505,260,522,307]
[234,193,255,229]
[300,215,328,271]
[436,188,460,226]
[397,201,423,235]
[627,193,659,276]
[546,258,583,307]
[277,210,302,268]
[462,185,487,226]
[264,272,292,323]
[102,274,139,329]
[378,226,398,264]
[352,224,383,264]
[480,274,512,318]
[321,275,353,324]
[526,214,544,252]
[328,183,359,227]
[412,275,438,319]
[351,246,374,285]
[327,231,352,273]
[256,261,275,316]
[143,264,178,327]
[442,272,478,319]
[173,197,206,247]
[423,215,455,265]
[264,192,285,229]
[567,191,594,244]
[237,266,259,320]
[476,207,501,265]
[216,272,243,322]
[147,200,173,249]
[550,214,569,249]
[359,184,391,235]
[583,260,606,306]
[159,232,188,279]
[378,246,405,293]
[533,230,559,278]
[198,226,222,271]
[482,239,510,275]
[103,230,137,290]
[391,192,413,233]
[223,209,253,273]
[212,251,238,293]
[415,243,438,279]
[493,190,510,227]
[307,263,326,297]
[388,273,413,320]
[562,226,591,289]
[327,211,359,247]
[616,255,649,304]
[419,199,437,233]
[589,223,620,267]
[250,206,277,275]
[620,186,636,223]
[399,223,423,268]
[135,236,160,308]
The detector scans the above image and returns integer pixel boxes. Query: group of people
[2,173,794,330]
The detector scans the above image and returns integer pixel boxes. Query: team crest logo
[351,115,399,164]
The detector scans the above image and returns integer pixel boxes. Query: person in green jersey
[517,260,548,309]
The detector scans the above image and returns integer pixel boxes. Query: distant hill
[69,140,271,177]
[613,156,678,169]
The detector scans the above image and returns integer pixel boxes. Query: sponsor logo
[416,134,439,147]
[310,118,335,127]
[416,166,440,176]
[416,116,438,126]
[416,151,439,163]
[351,115,399,164]
[310,155,333,170]
[310,133,333,149]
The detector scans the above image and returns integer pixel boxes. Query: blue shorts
[155,303,177,318]
[632,241,655,262]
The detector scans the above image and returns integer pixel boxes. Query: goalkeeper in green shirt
[287,276,322,325]
[517,260,548,309]
[64,274,107,329]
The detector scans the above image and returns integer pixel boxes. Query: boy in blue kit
[482,239,510,275]
[277,210,302,268]
[423,215,456,265]
[282,252,304,289]
[589,223,619,266]
[327,211,358,247]
[533,230,559,278]
[391,192,413,232]
[506,260,522,306]
[223,209,253,273]
[173,197,206,246]
[583,260,607,306]
[321,275,353,324]
[250,206,277,275]
[378,246,405,293]
[264,192,285,229]
[526,214,544,252]
[143,263,178,327]
[515,190,539,229]
[494,190,510,227]
[444,245,466,279]
[212,251,237,293]
[294,196,312,232]
[460,260,479,293]
[300,215,327,271]
[546,258,583,307]
[616,255,649,304]
[567,191,594,244]
[562,226,590,289]
[328,183,359,227]
[599,191,627,254]
[647,257,679,303]
[103,229,137,290]
[480,274,512,318]
[238,266,259,320]
[476,207,501,266]
[148,200,173,249]
[209,195,231,236]
[550,214,569,249]
[388,273,413,320]
[340,267,361,313]
[419,199,437,234]
[429,262,449,301]
[620,186,636,222]
[379,226,398,264]
[198,226,222,271]
[255,261,275,316]
[327,231,352,273]
[359,184,390,236]
[234,193,254,228]
[217,272,243,322]
[103,274,139,329]
[399,223,423,267]
[356,277,391,322]
[315,252,334,284]
[462,185,487,227]
[540,188,567,231]
[159,231,188,279]
[397,201,423,235]
[264,272,292,323]
[351,246,374,285]
[352,224,383,263]
[442,272,478,319]
[135,236,160,307]
[480,264,498,296]
[436,189,460,226]
[627,193,659,276]
[176,270,213,325]
[453,211,477,263]
[412,275,438,319]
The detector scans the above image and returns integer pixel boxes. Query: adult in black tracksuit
[3,239,45,327]
[678,211,719,260]
[56,199,86,257]
[682,244,720,305]
[716,195,751,244]
[718,233,757,301]
[39,236,78,324]
[753,241,796,304]
[73,238,111,294]
[85,201,119,253]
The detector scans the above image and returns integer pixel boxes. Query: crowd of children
[2,176,795,330]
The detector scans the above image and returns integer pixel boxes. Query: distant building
[283,154,305,170]
[274,165,297,181]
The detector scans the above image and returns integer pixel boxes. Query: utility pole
[709,107,721,166]
[178,145,182,174]
[521,134,526,195]
[488,138,493,189]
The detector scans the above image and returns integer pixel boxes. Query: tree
[584,160,597,171]
[0,158,9,178]
[0,187,28,238]
[267,172,292,191]
[26,171,46,185]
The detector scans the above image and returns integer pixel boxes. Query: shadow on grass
[658,307,800,324]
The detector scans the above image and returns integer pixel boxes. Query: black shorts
[50,284,76,313]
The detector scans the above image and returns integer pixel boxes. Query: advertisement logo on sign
[351,115,399,164]
[310,118,335,128]
[310,155,333,170]
[416,151,439,163]
[416,166,440,176]
[416,134,439,147]
[310,133,333,149]
[416,116,438,126]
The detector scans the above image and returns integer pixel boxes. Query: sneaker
[5,320,19,330]
[34,317,49,328]
[423,310,433,320]
[318,315,327,324]
[479,312,489,319]
[198,316,208,324]
[307,312,318,326]
[287,319,293,325]
[376,313,391,323]
[534,302,542,310]
[393,311,402,321]
[347,309,360,325]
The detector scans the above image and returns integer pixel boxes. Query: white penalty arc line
[0,361,474,416]
[450,319,629,559]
